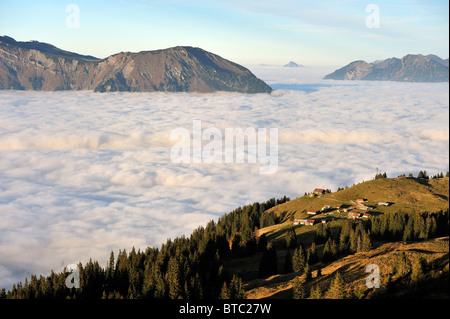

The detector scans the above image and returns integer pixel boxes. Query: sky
[0,0,448,66]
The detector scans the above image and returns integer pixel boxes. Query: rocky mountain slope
[0,36,272,93]
[324,54,449,82]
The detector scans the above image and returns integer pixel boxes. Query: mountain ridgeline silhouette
[0,36,272,93]
[324,54,449,82]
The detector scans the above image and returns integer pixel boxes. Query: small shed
[313,188,325,195]
[348,212,362,219]
[294,219,315,226]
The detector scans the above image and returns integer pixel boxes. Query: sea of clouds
[0,66,448,289]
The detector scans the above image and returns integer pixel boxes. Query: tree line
[2,198,448,300]
[290,249,436,299]
[2,196,290,299]
[255,208,449,298]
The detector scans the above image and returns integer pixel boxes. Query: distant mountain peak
[284,61,304,68]
[0,36,272,93]
[325,54,449,82]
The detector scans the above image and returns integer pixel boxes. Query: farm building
[321,205,332,212]
[304,219,316,226]
[348,212,362,219]
[313,188,325,195]
[293,219,316,226]
[356,198,368,203]
[338,205,350,213]
[378,202,390,206]
[307,209,319,215]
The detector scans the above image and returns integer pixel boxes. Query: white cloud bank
[0,66,448,289]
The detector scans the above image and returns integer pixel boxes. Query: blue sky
[0,0,448,66]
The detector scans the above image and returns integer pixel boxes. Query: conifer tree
[413,214,425,240]
[349,229,358,253]
[166,257,182,299]
[142,263,155,298]
[307,242,318,265]
[380,214,389,240]
[292,277,306,299]
[326,272,345,299]
[285,228,297,249]
[106,251,115,284]
[425,215,437,239]
[322,237,338,262]
[292,244,307,272]
[229,275,246,299]
[257,233,268,252]
[315,223,331,245]
[329,237,339,259]
[356,234,363,252]
[403,217,414,241]
[411,256,425,284]
[361,230,373,252]
[190,274,203,299]
[309,285,322,299]
[339,221,352,253]
[304,264,312,281]
[394,252,411,278]
[154,269,167,299]
[322,239,332,263]
[219,282,231,299]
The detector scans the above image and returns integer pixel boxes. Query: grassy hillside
[224,176,449,299]
[267,177,449,222]
[245,237,449,299]
[3,176,448,300]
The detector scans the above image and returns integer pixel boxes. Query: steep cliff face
[324,54,449,82]
[0,36,272,93]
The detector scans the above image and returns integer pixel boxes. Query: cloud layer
[0,66,448,289]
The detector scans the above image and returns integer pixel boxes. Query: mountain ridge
[0,35,100,61]
[0,36,272,93]
[324,54,449,82]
